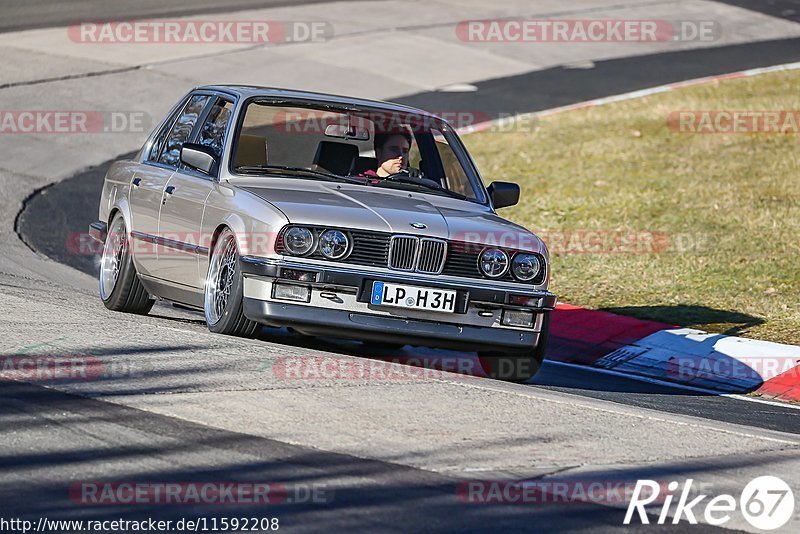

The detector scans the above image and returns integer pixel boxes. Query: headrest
[312,141,359,176]
[234,134,268,168]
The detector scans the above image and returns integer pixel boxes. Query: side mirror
[180,143,217,175]
[487,181,520,209]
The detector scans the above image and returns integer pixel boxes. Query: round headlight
[511,253,541,282]
[283,227,314,256]
[479,248,509,278]
[319,229,349,259]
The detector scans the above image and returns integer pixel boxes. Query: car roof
[197,85,439,118]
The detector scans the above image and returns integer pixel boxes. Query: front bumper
[89,221,107,243]
[240,256,557,352]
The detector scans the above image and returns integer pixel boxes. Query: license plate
[370,281,457,313]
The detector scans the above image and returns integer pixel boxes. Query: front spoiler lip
[240,255,557,310]
[243,298,546,352]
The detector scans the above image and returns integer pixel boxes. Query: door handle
[162,185,176,206]
[132,177,141,187]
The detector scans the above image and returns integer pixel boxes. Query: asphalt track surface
[395,38,800,118]
[0,0,797,34]
[0,0,376,34]
[16,38,800,437]
[3,378,730,532]
[2,0,798,33]
[6,1,800,530]
[714,0,800,23]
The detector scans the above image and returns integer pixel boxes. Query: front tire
[204,228,258,337]
[478,313,550,383]
[99,213,154,314]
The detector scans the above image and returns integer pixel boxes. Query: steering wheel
[381,168,449,192]
[384,168,424,181]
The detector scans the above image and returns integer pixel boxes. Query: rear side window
[158,94,210,167]
[197,99,234,159]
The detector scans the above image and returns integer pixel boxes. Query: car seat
[312,141,359,176]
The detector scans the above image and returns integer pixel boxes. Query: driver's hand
[402,167,423,179]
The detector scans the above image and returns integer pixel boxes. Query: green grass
[465,70,800,345]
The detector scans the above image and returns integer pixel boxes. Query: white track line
[546,360,800,410]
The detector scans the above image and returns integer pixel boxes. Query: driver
[361,129,412,178]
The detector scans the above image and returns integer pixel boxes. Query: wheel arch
[208,223,232,260]
[207,212,254,258]
[107,207,121,226]
[106,199,137,272]
[107,197,133,229]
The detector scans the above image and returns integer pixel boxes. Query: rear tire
[204,228,259,338]
[99,213,154,314]
[478,313,550,383]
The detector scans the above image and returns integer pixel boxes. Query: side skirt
[138,273,204,309]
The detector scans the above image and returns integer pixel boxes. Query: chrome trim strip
[131,231,156,244]
[131,231,209,256]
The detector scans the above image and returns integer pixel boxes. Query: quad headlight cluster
[478,248,542,282]
[280,226,543,282]
[282,226,351,260]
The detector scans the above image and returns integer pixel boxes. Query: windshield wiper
[235,165,364,184]
[378,175,469,200]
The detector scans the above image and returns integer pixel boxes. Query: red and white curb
[458,61,800,402]
[547,305,800,403]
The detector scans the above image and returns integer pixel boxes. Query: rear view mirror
[325,123,370,141]
[487,181,520,209]
[180,143,217,175]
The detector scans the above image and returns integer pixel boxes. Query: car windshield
[230,101,487,203]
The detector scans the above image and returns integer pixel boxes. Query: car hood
[237,179,546,255]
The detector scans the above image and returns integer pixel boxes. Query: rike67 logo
[625,476,795,530]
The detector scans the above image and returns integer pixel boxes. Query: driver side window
[158,94,210,167]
